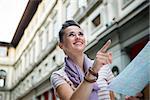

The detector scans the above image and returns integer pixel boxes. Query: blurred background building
[0,0,149,100]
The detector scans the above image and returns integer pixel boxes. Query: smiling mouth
[73,42,83,45]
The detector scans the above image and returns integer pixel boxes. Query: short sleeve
[50,72,66,89]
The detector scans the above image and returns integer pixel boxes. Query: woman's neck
[67,53,84,71]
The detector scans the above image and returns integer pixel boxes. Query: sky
[0,0,29,43]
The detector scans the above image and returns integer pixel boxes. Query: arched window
[0,70,7,87]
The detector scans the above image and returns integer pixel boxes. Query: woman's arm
[54,40,112,100]
[56,83,73,100]
[56,72,96,100]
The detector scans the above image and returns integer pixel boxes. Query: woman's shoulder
[51,67,75,90]
[51,67,68,88]
[51,66,73,83]
[51,67,67,79]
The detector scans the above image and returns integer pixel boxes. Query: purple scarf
[64,55,100,100]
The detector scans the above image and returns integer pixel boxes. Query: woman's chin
[73,48,84,53]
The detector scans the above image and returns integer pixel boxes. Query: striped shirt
[51,64,114,100]
[97,65,114,100]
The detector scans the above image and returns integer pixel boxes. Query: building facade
[0,0,149,100]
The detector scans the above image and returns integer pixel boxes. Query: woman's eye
[68,33,75,37]
[79,32,84,36]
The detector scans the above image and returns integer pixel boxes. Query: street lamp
[112,66,119,77]
[0,70,6,87]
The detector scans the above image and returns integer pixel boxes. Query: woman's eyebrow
[67,31,75,34]
[69,31,74,33]
[79,31,83,33]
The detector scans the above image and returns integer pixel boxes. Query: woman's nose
[75,34,80,38]
[75,33,82,38]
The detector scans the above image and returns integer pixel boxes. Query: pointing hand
[92,40,112,73]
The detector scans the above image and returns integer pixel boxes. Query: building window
[78,0,87,8]
[43,32,47,50]
[29,48,32,65]
[122,0,134,9]
[17,60,22,79]
[0,94,3,100]
[0,78,4,87]
[29,43,35,65]
[45,63,48,67]
[0,70,7,87]
[29,49,32,64]
[32,44,35,63]
[39,33,42,52]
[66,3,72,19]
[43,91,49,100]
[39,30,46,51]
[39,31,44,50]
[44,23,49,46]
[51,10,58,38]
[45,0,51,8]
[92,14,101,27]
[25,53,29,68]
[52,56,56,62]
[53,18,59,38]
[35,35,40,59]
[0,46,8,57]
[31,75,34,85]
[87,0,92,4]
[91,14,101,31]
[39,69,42,74]
[48,22,53,43]
[50,88,57,100]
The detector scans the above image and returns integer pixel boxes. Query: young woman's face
[59,26,86,54]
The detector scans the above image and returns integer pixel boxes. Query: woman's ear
[59,42,63,49]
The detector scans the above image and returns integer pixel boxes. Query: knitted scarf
[64,55,100,100]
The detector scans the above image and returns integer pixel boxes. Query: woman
[51,20,115,100]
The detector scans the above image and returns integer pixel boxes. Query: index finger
[100,40,111,52]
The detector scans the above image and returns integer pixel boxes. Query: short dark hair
[59,20,80,42]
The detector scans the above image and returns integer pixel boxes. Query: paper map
[108,41,150,96]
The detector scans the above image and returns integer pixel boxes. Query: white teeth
[74,42,82,45]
